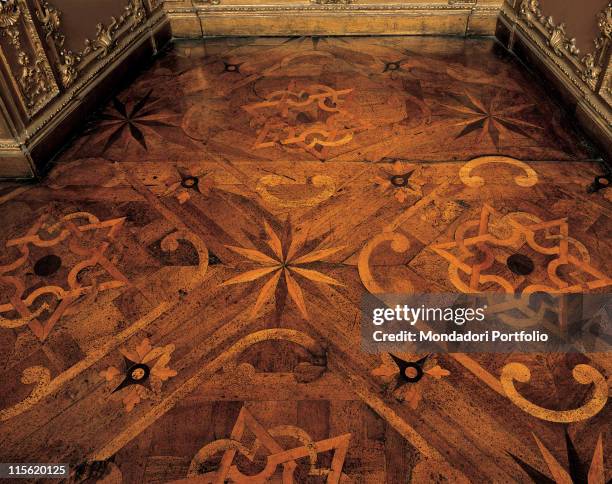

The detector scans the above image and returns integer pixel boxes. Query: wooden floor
[0,36,610,483]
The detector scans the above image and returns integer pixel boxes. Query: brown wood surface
[0,36,610,483]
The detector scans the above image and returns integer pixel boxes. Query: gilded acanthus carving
[597,4,612,45]
[0,0,59,117]
[35,0,147,88]
[520,0,579,56]
[0,1,21,49]
[36,0,60,38]
[588,4,612,79]
[0,0,20,28]
[549,24,579,56]
[579,5,611,86]
[35,1,78,87]
[83,1,146,57]
[18,51,51,104]
[519,0,611,90]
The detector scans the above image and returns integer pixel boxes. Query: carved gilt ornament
[0,0,20,28]
[520,0,612,90]
[0,0,59,118]
[34,0,147,88]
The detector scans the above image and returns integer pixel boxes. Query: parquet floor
[0,36,610,483]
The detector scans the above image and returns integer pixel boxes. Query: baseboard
[165,2,501,37]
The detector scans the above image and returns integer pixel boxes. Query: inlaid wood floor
[0,36,610,483]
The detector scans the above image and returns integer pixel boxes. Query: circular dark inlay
[507,253,535,276]
[323,97,337,108]
[400,362,424,383]
[390,175,408,187]
[297,112,312,124]
[224,63,240,73]
[127,363,150,383]
[386,62,400,71]
[208,252,222,266]
[181,176,199,191]
[588,174,611,193]
[34,254,62,277]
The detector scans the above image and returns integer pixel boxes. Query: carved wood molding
[518,0,611,90]
[33,0,147,89]
[0,140,20,149]
[0,0,168,176]
[178,2,500,13]
[600,53,612,105]
[0,0,59,119]
[310,0,354,6]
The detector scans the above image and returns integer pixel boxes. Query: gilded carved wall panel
[0,0,59,119]
[500,0,612,150]
[518,0,611,91]
[0,0,168,177]
[33,0,147,88]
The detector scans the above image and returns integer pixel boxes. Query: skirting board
[166,4,501,37]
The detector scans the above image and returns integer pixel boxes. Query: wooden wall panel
[198,9,471,37]
[44,0,132,53]
[165,0,504,37]
[0,0,171,178]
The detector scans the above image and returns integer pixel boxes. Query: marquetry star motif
[221,220,344,319]
[383,59,405,72]
[510,430,606,484]
[161,167,216,204]
[372,353,449,409]
[86,89,195,154]
[100,338,177,412]
[373,159,423,203]
[223,61,243,73]
[440,90,542,150]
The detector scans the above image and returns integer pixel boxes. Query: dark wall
[52,0,132,53]
[539,0,608,54]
